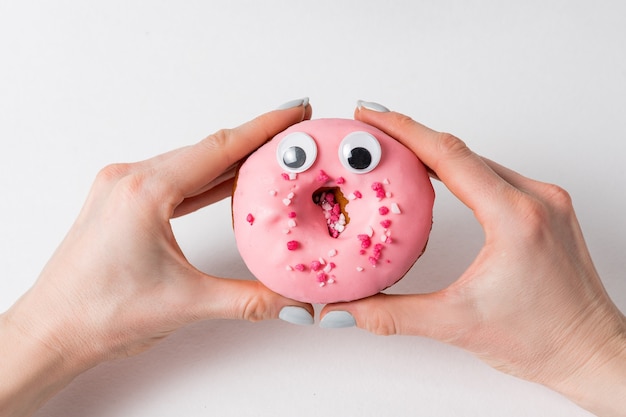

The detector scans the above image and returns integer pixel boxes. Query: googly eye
[276,132,318,173]
[338,131,382,174]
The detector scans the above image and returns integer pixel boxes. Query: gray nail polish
[277,97,310,110]
[279,306,314,325]
[357,100,390,113]
[320,311,356,328]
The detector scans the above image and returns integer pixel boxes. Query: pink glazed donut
[232,118,434,303]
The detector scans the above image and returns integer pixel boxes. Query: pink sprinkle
[359,249,366,255]
[371,182,383,191]
[357,234,372,249]
[336,177,345,184]
[288,211,297,218]
[286,240,299,250]
[329,262,336,269]
[369,256,378,266]
[295,263,306,271]
[310,260,322,271]
[317,170,330,182]
[325,193,335,204]
[281,173,290,181]
[380,219,392,228]
[354,190,362,199]
[379,206,390,215]
[246,213,255,225]
[317,272,328,282]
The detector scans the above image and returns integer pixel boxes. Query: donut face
[233,119,434,303]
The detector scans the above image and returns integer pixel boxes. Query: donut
[232,118,434,303]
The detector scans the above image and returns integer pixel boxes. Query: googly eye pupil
[283,146,307,168]
[347,147,372,170]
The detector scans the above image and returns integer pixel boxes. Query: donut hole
[312,187,350,238]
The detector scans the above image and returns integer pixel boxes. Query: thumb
[187,276,315,326]
[320,292,468,342]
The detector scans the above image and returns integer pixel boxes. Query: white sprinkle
[285,265,294,271]
[319,257,326,265]
[283,198,292,206]
[347,193,357,200]
[356,266,364,272]
[391,202,401,214]
[269,189,278,196]
[323,264,332,273]
[287,192,295,199]
[386,192,392,198]
[289,172,297,180]
[381,234,388,242]
[366,226,374,237]
[383,178,390,185]
[319,282,326,287]
[335,224,345,233]
[327,278,335,284]
[328,249,337,257]
[282,229,290,234]
[287,219,297,228]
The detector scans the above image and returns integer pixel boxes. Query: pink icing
[232,118,434,303]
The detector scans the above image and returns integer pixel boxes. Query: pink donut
[232,119,434,303]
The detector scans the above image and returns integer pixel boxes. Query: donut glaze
[232,119,434,303]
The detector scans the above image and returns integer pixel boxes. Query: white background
[1,1,625,416]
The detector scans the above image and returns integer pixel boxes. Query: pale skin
[0,99,624,416]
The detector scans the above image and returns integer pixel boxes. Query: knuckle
[539,183,573,212]
[203,128,233,153]
[436,132,472,160]
[362,306,398,336]
[96,162,133,184]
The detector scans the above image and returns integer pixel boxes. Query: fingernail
[279,306,314,326]
[357,100,390,113]
[277,97,310,110]
[320,311,356,328]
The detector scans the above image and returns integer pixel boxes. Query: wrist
[0,295,103,416]
[547,309,626,417]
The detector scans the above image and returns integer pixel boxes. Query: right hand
[321,103,626,417]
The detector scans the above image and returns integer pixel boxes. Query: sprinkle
[310,260,322,271]
[287,192,295,199]
[283,198,292,206]
[288,211,297,218]
[282,228,290,234]
[319,282,326,287]
[287,219,297,228]
[356,266,364,272]
[328,249,337,257]
[286,240,299,250]
[246,213,255,225]
[372,182,386,199]
[379,206,390,215]
[347,193,357,200]
[269,189,278,196]
[327,278,335,284]
[317,272,328,282]
[354,190,362,199]
[386,192,392,198]
[317,170,330,182]
[289,172,298,180]
[357,234,372,249]
[391,203,401,214]
[295,264,306,271]
[366,225,374,238]
[285,265,294,271]
[383,178,390,185]
[323,264,332,273]
[318,257,326,265]
[336,177,345,184]
[380,219,392,228]
[281,173,290,181]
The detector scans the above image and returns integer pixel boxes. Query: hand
[321,102,626,417]
[0,99,315,417]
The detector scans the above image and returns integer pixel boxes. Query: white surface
[1,1,624,416]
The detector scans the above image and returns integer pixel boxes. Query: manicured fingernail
[279,306,314,326]
[277,97,310,110]
[320,311,356,328]
[357,100,390,113]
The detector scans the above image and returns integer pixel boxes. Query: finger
[186,275,314,325]
[172,177,235,218]
[157,99,312,199]
[320,292,468,342]
[354,106,517,221]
